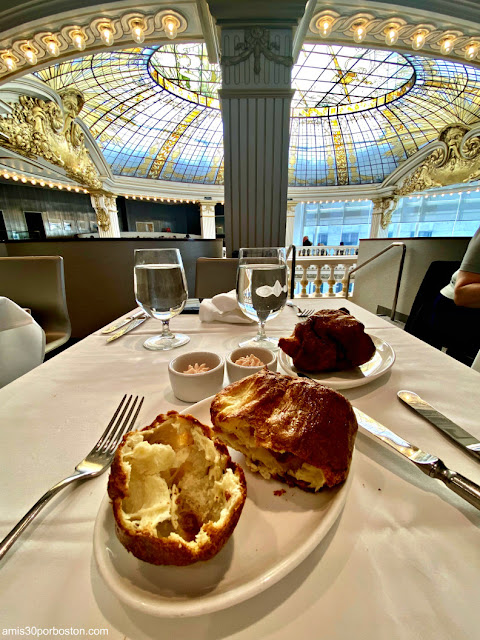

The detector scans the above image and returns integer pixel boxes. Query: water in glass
[134,248,190,351]
[135,264,187,321]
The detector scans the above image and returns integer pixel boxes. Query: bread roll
[210,369,357,491]
[279,308,375,372]
[108,411,246,565]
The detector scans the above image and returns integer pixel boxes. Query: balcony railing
[296,244,358,257]
[288,245,358,298]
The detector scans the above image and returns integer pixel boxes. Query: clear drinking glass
[134,248,190,351]
[236,247,288,350]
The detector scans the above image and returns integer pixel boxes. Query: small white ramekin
[168,351,225,403]
[226,346,277,383]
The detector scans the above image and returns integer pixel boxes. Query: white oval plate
[93,396,353,618]
[278,335,395,390]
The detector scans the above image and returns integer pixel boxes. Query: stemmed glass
[236,247,288,350]
[134,248,190,351]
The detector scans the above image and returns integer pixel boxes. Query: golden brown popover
[210,369,357,491]
[108,411,246,565]
[278,307,375,372]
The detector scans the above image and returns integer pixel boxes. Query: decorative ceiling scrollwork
[398,124,480,195]
[221,27,293,75]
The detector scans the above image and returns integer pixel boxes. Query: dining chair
[194,257,239,300]
[404,260,461,346]
[0,256,71,354]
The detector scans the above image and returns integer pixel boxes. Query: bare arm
[454,270,480,308]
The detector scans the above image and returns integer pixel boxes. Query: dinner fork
[0,394,144,562]
[286,301,314,317]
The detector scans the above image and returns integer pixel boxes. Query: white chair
[0,296,45,388]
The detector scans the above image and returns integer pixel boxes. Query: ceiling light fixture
[353,22,367,44]
[70,29,86,51]
[2,52,17,71]
[465,42,479,60]
[412,30,428,50]
[440,37,455,55]
[384,26,399,46]
[99,22,114,46]
[316,16,333,37]
[162,14,180,40]
[130,19,145,44]
[21,43,38,65]
[44,36,60,57]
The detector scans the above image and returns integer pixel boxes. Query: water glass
[236,247,288,349]
[134,248,190,351]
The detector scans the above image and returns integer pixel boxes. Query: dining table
[0,297,479,640]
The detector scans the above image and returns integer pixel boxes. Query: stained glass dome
[35,43,480,186]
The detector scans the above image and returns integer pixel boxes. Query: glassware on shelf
[134,248,190,351]
[236,247,288,350]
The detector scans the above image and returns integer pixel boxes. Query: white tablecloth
[1,299,479,640]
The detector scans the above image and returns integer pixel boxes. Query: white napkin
[199,290,255,324]
[0,296,45,388]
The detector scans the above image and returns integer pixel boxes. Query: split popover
[210,369,357,491]
[279,307,375,372]
[108,411,247,565]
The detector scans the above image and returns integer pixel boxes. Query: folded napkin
[0,296,45,388]
[199,290,255,324]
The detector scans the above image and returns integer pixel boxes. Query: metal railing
[286,244,296,299]
[345,241,406,321]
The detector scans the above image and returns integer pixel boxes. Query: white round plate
[93,396,353,618]
[278,335,395,390]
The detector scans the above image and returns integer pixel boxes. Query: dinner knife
[354,407,480,510]
[397,390,480,464]
[101,308,145,334]
[106,316,147,342]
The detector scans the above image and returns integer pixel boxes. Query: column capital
[200,203,216,217]
[370,196,398,238]
[220,26,293,92]
[90,191,120,238]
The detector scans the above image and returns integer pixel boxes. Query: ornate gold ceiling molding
[0,89,102,189]
[309,10,480,65]
[0,8,187,82]
[397,124,480,196]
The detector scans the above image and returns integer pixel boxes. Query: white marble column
[200,203,216,239]
[219,26,294,254]
[285,202,297,247]
[90,192,120,238]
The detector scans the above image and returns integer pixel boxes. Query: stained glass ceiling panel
[35,43,480,186]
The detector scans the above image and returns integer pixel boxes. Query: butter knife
[354,408,480,510]
[102,308,145,334]
[398,390,480,464]
[106,316,147,342]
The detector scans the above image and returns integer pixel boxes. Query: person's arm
[454,270,480,308]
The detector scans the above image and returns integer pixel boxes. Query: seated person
[430,227,480,365]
